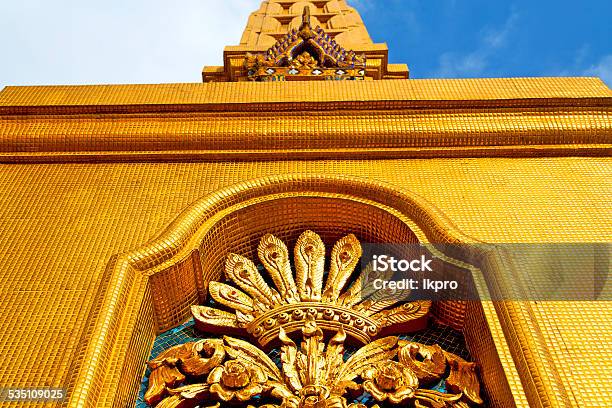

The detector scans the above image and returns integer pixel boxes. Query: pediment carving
[143,231,483,408]
[245,7,367,81]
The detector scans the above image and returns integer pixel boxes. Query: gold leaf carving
[335,336,398,384]
[191,305,243,332]
[279,327,303,392]
[207,360,267,402]
[155,395,184,408]
[167,383,209,399]
[323,234,362,301]
[294,230,325,301]
[180,339,225,377]
[258,234,299,303]
[371,301,425,325]
[209,281,254,315]
[356,287,410,316]
[299,317,326,387]
[362,361,418,404]
[398,342,446,384]
[445,353,483,405]
[147,322,483,408]
[146,231,484,408]
[145,342,194,405]
[191,231,430,345]
[323,327,346,383]
[414,389,469,408]
[225,253,280,309]
[223,335,282,382]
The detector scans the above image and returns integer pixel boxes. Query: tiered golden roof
[203,0,407,81]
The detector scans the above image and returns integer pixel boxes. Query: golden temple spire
[202,0,409,82]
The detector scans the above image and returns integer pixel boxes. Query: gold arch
[68,174,566,408]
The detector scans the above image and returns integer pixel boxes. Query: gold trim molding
[0,109,610,161]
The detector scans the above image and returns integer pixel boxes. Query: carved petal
[303,322,326,387]
[279,327,303,392]
[225,253,280,309]
[340,261,394,307]
[145,365,186,406]
[323,234,362,301]
[445,353,483,405]
[209,281,254,315]
[180,339,225,377]
[168,383,209,399]
[324,327,346,383]
[355,286,410,316]
[363,381,388,402]
[294,230,325,301]
[236,384,264,401]
[191,306,245,333]
[371,301,430,329]
[209,383,235,401]
[388,385,416,404]
[156,395,186,408]
[414,389,467,408]
[398,342,446,384]
[145,342,195,405]
[223,336,282,381]
[148,343,194,369]
[334,336,398,384]
[250,365,268,383]
[258,234,299,303]
[338,262,371,307]
[268,381,297,401]
[207,366,223,384]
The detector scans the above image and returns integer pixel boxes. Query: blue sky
[356,0,611,83]
[0,0,610,89]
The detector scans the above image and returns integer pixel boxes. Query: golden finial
[301,5,311,29]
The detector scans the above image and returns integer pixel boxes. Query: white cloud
[582,55,612,87]
[433,9,519,78]
[348,0,374,11]
[0,0,261,88]
[436,51,487,78]
[483,10,518,48]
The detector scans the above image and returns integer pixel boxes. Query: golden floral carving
[399,342,446,384]
[144,339,224,405]
[362,361,418,403]
[208,360,267,401]
[145,231,483,407]
[445,353,484,405]
[146,317,482,407]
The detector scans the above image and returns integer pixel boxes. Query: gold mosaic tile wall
[0,158,610,407]
[0,74,610,407]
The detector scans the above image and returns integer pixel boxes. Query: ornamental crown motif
[191,230,430,346]
[245,7,367,81]
[144,231,483,408]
